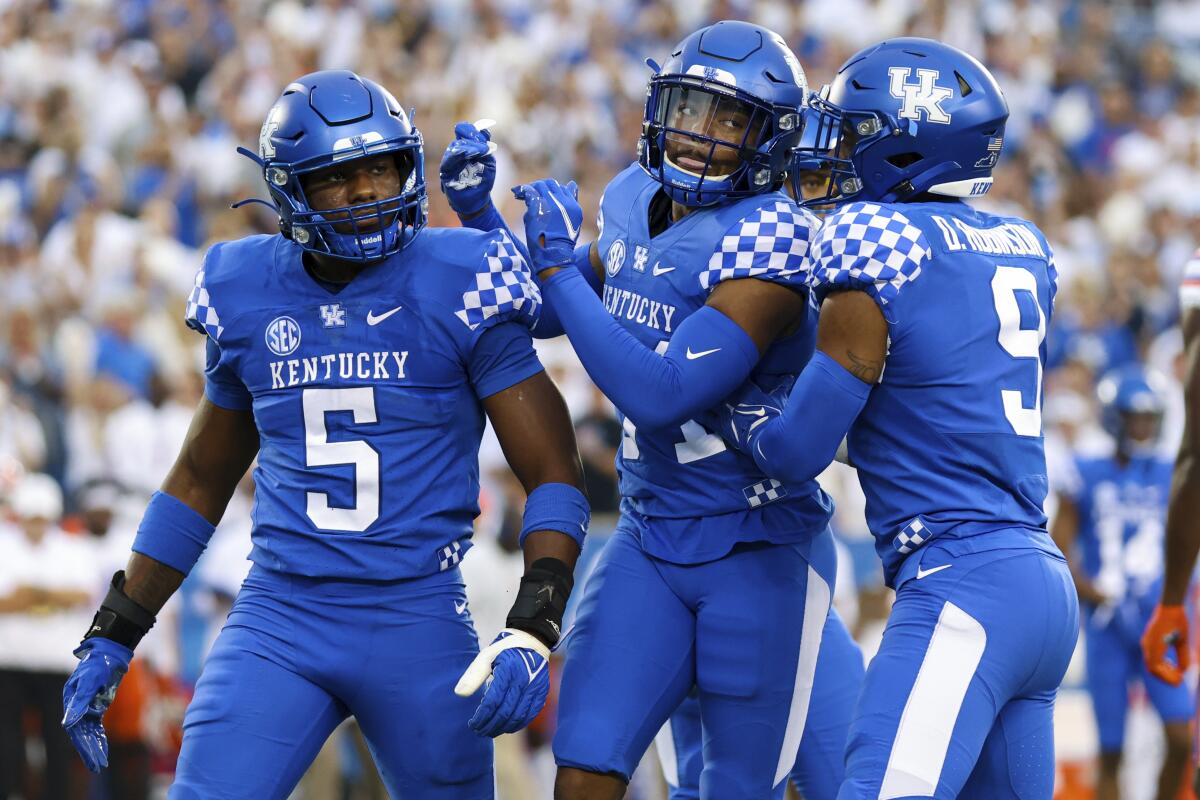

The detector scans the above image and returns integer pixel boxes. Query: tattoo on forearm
[847,351,883,383]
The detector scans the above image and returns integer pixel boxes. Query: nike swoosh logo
[548,191,579,240]
[916,564,952,580]
[686,347,721,360]
[652,264,675,276]
[367,306,403,326]
[520,650,547,683]
[735,407,766,417]
[454,600,468,615]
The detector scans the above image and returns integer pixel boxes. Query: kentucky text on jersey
[931,215,1047,258]
[269,351,409,389]
[601,285,677,332]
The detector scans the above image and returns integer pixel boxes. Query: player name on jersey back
[930,215,1047,258]
[269,350,410,390]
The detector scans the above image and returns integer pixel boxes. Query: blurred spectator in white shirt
[0,473,97,800]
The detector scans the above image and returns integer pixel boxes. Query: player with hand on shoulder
[707,38,1078,797]
[445,21,847,799]
[647,145,865,800]
[60,70,587,800]
[1053,367,1191,800]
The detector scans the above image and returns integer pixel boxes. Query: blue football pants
[839,544,1079,800]
[659,606,864,800]
[168,564,492,800]
[554,525,834,798]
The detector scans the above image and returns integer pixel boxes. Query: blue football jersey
[185,227,544,580]
[808,200,1060,585]
[1065,453,1173,604]
[596,163,833,563]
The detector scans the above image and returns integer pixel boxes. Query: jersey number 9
[991,265,1047,438]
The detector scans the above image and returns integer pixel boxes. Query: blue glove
[454,629,550,737]
[700,378,789,456]
[439,121,496,215]
[62,637,133,773]
[512,179,583,277]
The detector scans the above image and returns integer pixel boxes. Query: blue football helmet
[639,20,807,207]
[1096,365,1167,453]
[794,37,1008,207]
[237,70,427,262]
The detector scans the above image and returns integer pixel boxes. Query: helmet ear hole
[887,152,923,168]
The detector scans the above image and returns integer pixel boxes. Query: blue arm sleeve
[131,491,217,575]
[203,338,252,410]
[751,351,872,484]
[467,321,546,399]
[532,243,602,339]
[543,266,759,431]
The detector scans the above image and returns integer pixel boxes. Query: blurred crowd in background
[1,0,1200,797]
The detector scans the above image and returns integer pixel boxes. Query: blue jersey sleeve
[184,244,229,341]
[185,244,251,409]
[203,338,252,410]
[453,229,541,334]
[447,229,547,398]
[467,322,544,399]
[807,202,932,321]
[1046,241,1059,319]
[700,200,815,293]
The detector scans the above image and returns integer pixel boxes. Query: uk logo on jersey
[320,304,346,328]
[888,67,952,124]
[266,316,302,357]
[632,244,649,273]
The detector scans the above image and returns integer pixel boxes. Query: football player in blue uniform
[446,131,866,800]
[648,148,865,800]
[707,38,1079,798]
[59,70,590,800]
[1052,367,1191,800]
[443,20,840,799]
[653,529,864,800]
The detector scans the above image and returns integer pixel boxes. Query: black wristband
[506,557,574,648]
[82,571,157,651]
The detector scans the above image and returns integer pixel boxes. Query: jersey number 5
[991,265,1047,437]
[302,387,380,532]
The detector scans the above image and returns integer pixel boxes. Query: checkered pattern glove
[439,121,496,216]
[62,637,133,773]
[512,179,583,277]
[455,629,551,737]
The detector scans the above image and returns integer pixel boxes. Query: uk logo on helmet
[266,316,302,356]
[259,105,282,159]
[888,67,953,124]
